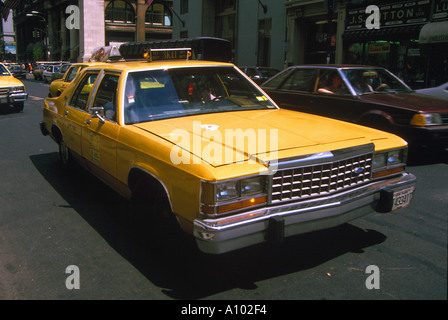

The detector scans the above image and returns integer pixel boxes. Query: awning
[343,25,421,41]
[419,21,448,44]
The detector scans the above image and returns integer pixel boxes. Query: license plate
[392,187,414,211]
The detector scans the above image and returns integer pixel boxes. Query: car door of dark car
[297,68,375,123]
[264,68,317,112]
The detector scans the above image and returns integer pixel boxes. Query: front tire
[130,176,182,236]
[13,102,24,113]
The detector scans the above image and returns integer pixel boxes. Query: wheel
[359,116,392,133]
[13,102,24,113]
[130,177,182,236]
[58,137,72,167]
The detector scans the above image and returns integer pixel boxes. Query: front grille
[271,152,373,203]
[0,88,9,95]
[441,113,448,125]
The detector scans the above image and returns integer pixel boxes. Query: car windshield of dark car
[123,66,276,124]
[342,68,412,95]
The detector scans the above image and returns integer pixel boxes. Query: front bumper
[194,172,416,254]
[0,92,28,104]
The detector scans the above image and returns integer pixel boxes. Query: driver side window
[92,73,120,122]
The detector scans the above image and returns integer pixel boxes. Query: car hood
[0,76,25,86]
[358,92,448,113]
[132,109,401,167]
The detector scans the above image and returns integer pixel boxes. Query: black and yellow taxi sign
[144,48,192,62]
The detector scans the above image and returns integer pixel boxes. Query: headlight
[201,176,266,216]
[10,86,25,93]
[410,113,442,126]
[372,148,407,179]
[216,181,238,201]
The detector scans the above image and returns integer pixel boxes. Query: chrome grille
[271,152,372,203]
[441,113,448,125]
[0,88,9,95]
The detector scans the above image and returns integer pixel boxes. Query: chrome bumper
[0,92,28,103]
[194,172,416,254]
[10,92,28,102]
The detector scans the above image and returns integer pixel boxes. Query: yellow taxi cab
[0,63,28,113]
[39,45,416,254]
[48,63,93,97]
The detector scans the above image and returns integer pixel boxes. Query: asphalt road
[0,76,446,305]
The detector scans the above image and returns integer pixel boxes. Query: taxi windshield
[123,66,276,124]
[0,64,11,76]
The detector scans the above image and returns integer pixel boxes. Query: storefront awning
[343,25,422,41]
[419,21,448,44]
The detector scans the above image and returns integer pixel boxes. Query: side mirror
[89,106,106,123]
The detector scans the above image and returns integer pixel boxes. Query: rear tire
[59,137,72,167]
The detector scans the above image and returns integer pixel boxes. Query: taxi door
[81,72,120,181]
[62,71,101,161]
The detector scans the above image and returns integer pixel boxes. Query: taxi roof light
[144,48,192,62]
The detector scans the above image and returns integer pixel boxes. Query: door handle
[64,110,69,116]
[85,119,91,125]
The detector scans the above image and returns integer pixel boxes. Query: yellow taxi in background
[48,63,91,97]
[0,63,28,113]
[39,45,416,254]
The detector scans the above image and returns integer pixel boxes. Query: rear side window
[280,69,316,92]
[262,68,295,89]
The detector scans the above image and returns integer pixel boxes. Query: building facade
[11,0,173,62]
[174,0,447,88]
[1,9,16,61]
[4,0,448,88]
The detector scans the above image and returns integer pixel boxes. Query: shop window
[105,0,135,24]
[180,0,188,14]
[146,2,172,26]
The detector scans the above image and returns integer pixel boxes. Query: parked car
[42,65,61,83]
[39,47,416,254]
[0,63,28,113]
[7,64,27,79]
[50,63,72,82]
[262,65,448,151]
[416,82,448,100]
[240,66,280,84]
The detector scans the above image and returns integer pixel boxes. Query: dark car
[240,66,280,84]
[7,64,27,79]
[262,65,448,151]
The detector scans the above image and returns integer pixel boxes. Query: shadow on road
[408,147,448,166]
[30,152,387,299]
